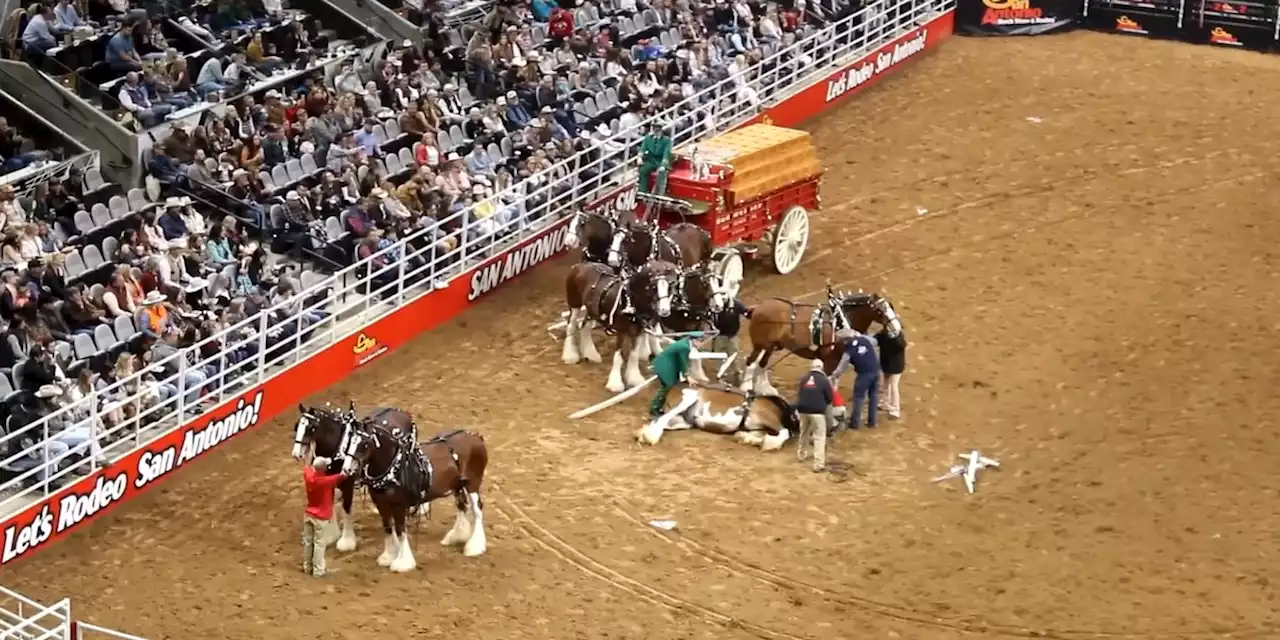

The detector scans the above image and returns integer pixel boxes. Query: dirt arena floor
[6,31,1280,640]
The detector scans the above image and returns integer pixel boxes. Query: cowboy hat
[164,196,185,208]
[809,359,825,371]
[35,384,63,399]
[141,291,167,305]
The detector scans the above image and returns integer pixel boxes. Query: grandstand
[0,0,937,634]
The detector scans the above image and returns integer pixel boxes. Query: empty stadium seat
[82,245,106,271]
[108,195,129,219]
[83,168,107,193]
[300,153,319,175]
[72,334,97,360]
[397,147,414,169]
[286,159,305,183]
[271,165,290,188]
[384,119,401,139]
[126,188,149,212]
[93,324,116,353]
[74,210,95,235]
[64,251,86,281]
[101,236,119,261]
[90,204,112,228]
[112,314,140,344]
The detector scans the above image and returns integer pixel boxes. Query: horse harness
[360,422,467,507]
[585,271,633,333]
[772,295,855,350]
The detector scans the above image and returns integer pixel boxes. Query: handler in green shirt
[649,334,709,417]
[638,121,673,195]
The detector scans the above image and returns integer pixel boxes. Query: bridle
[341,419,414,489]
[292,404,357,460]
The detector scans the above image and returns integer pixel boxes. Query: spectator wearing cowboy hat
[135,290,174,341]
[158,197,191,239]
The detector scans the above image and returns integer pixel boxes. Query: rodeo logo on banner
[957,0,1078,34]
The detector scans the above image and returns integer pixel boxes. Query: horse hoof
[606,380,626,394]
[562,354,581,365]
[390,558,416,573]
[335,537,357,553]
[584,352,603,364]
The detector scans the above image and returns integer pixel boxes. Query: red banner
[740,13,955,128]
[0,11,955,569]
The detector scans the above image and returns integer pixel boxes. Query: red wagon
[637,123,822,297]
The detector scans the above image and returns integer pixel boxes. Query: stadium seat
[112,315,137,344]
[83,168,107,193]
[0,371,13,399]
[64,251,86,281]
[286,159,305,183]
[269,204,286,229]
[448,125,465,148]
[82,245,106,271]
[385,154,402,176]
[300,153,319,175]
[108,195,128,219]
[397,147,414,169]
[91,204,113,228]
[53,341,72,365]
[259,170,277,193]
[74,210,95,235]
[271,165,290,188]
[126,188,149,213]
[373,125,389,146]
[93,324,116,353]
[89,283,104,303]
[89,202,110,224]
[487,142,503,161]
[72,334,98,360]
[101,236,119,261]
[437,130,452,152]
[384,118,401,139]
[324,217,345,242]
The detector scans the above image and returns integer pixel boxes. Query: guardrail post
[41,421,50,497]
[257,312,269,381]
[88,388,99,475]
[176,353,187,423]
[396,239,407,306]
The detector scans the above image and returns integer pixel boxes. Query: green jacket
[652,338,692,383]
[640,133,672,169]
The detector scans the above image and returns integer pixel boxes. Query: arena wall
[0,9,955,570]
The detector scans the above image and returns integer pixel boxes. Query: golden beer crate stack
[678,124,822,203]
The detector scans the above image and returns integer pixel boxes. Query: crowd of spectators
[0,116,54,178]
[14,0,358,131]
[0,0,890,489]
[150,0,832,282]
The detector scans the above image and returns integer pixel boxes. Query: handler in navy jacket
[795,359,834,472]
[875,328,907,419]
[831,328,880,429]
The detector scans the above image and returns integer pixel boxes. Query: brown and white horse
[562,260,681,392]
[636,382,796,450]
[607,218,712,271]
[341,416,489,572]
[741,290,903,396]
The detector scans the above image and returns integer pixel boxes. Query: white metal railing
[0,0,951,518]
[2,151,100,200]
[0,586,71,640]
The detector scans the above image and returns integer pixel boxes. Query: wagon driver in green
[649,332,713,418]
[638,121,674,196]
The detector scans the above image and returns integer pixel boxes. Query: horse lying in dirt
[636,382,796,450]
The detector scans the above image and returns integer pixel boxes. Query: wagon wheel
[716,251,744,300]
[772,205,810,275]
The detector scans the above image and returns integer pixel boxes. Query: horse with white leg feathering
[636,381,797,451]
[292,402,364,553]
[562,259,681,393]
[740,285,904,397]
[340,413,490,572]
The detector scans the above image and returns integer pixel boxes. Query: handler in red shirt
[302,457,347,577]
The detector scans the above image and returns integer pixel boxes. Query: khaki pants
[796,413,827,471]
[302,515,338,576]
[880,373,902,417]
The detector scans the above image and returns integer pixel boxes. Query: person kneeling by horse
[650,332,713,418]
[302,456,348,577]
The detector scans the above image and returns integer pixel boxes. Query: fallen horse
[636,382,796,450]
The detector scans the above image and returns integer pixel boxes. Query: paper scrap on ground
[649,520,678,531]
